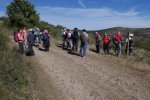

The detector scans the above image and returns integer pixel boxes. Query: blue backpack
[43,34,49,41]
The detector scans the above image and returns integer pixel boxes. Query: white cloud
[36,6,150,30]
[78,0,86,8]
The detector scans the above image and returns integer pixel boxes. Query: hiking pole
[127,32,130,57]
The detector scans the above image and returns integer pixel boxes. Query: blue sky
[0,0,150,30]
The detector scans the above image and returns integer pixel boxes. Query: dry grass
[106,53,150,73]
[88,44,150,73]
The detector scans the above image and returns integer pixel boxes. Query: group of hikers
[62,28,89,57]
[61,28,134,57]
[13,27,134,57]
[13,27,50,56]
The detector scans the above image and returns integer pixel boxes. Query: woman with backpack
[17,29,25,54]
[103,33,111,54]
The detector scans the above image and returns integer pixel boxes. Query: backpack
[43,34,49,41]
[98,35,101,41]
[112,36,118,44]
[13,32,19,42]
[73,30,79,39]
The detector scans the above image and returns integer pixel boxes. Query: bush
[0,29,33,99]
[135,39,150,51]
[0,33,8,51]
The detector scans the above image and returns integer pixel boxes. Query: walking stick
[127,32,130,56]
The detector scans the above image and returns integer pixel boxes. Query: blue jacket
[27,32,34,45]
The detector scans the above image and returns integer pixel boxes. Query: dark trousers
[73,38,78,52]
[28,45,34,56]
[96,44,100,53]
[45,46,49,51]
[18,42,24,54]
[103,43,109,54]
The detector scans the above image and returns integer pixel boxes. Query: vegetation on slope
[0,25,33,99]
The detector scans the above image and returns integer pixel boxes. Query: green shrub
[135,39,150,51]
[0,30,33,99]
[0,33,8,51]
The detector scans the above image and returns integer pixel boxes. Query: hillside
[88,27,150,40]
[87,27,150,51]
[0,16,150,99]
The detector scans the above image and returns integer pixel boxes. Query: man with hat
[26,28,35,56]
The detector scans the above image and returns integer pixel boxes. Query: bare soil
[29,41,150,100]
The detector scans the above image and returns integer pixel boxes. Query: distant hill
[88,27,150,41]
[87,27,150,50]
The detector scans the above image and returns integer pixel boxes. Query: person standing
[34,28,40,46]
[113,31,122,57]
[103,33,111,54]
[95,32,101,53]
[125,32,134,56]
[22,27,28,49]
[80,29,89,57]
[17,29,25,54]
[62,29,68,49]
[67,30,73,50]
[26,29,35,56]
[42,30,50,51]
[72,28,80,52]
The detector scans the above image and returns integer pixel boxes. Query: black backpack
[73,30,79,39]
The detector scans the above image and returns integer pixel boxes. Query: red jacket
[103,36,110,44]
[114,34,122,42]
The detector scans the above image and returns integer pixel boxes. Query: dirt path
[32,42,150,100]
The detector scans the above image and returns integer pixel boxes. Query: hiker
[34,27,40,46]
[22,27,28,48]
[61,29,65,37]
[17,29,25,54]
[125,32,134,55]
[80,29,89,57]
[13,28,19,42]
[62,29,68,49]
[42,30,50,51]
[113,31,123,57]
[103,33,111,54]
[26,28,35,56]
[72,28,80,52]
[67,30,73,50]
[95,32,101,53]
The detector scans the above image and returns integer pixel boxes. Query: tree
[7,0,39,28]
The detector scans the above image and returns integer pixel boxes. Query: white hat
[129,33,134,37]
[28,28,32,32]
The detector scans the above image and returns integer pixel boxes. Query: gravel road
[33,43,150,100]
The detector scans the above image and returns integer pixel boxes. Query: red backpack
[13,32,19,42]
